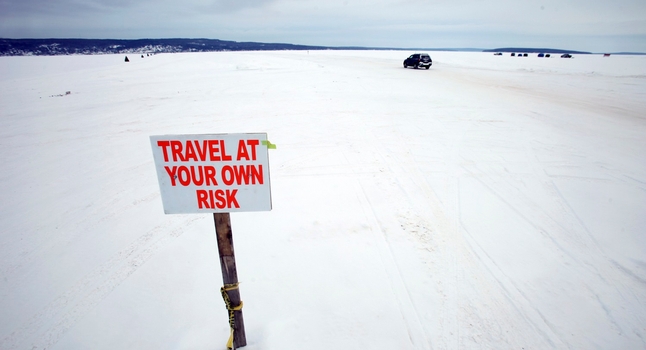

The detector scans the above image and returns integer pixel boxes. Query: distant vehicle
[494,52,503,56]
[403,53,432,69]
[545,54,551,57]
[561,53,572,58]
[603,53,611,57]
[523,53,528,57]
[538,53,545,57]
[511,53,516,56]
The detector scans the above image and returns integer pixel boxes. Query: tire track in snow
[339,136,432,350]
[0,186,159,292]
[373,114,470,348]
[388,147,461,349]
[385,112,561,347]
[348,111,467,348]
[461,161,646,348]
[460,163,581,348]
[0,216,202,350]
[458,219,564,348]
[353,176,432,350]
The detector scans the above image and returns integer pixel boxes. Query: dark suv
[403,53,432,69]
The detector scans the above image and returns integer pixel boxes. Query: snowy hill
[0,50,645,349]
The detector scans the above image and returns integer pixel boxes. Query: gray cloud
[1,0,645,51]
[197,0,277,13]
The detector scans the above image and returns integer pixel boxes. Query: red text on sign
[196,189,240,209]
[236,139,260,161]
[221,165,263,186]
[164,166,218,186]
[156,140,232,162]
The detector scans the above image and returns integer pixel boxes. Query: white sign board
[150,133,272,214]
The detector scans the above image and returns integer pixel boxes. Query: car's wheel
[403,63,407,68]
[425,66,430,69]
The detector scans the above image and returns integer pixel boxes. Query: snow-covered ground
[1,50,645,349]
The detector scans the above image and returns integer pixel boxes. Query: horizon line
[1,37,644,55]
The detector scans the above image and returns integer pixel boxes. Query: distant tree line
[0,38,329,56]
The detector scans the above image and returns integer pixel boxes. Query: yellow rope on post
[221,283,243,350]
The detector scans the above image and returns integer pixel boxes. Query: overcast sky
[1,0,645,52]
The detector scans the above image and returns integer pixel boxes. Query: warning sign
[150,133,272,214]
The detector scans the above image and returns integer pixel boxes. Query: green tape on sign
[262,140,277,149]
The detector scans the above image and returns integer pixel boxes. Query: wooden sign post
[150,133,274,350]
[214,212,246,349]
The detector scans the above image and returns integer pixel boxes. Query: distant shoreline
[483,47,592,54]
[1,38,643,56]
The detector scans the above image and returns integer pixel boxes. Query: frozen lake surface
[1,50,645,349]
